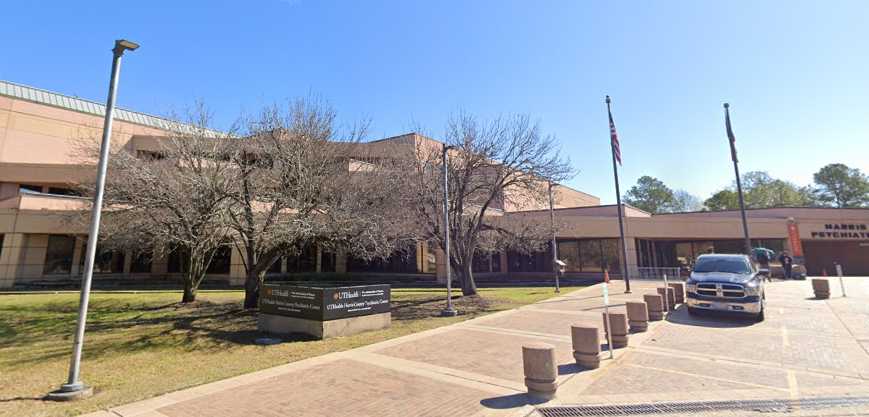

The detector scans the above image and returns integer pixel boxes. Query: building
[0,80,867,289]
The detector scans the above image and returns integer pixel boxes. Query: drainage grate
[538,396,869,416]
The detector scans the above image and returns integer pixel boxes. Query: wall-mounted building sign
[810,223,869,239]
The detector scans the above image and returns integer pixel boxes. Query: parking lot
[546,277,869,416]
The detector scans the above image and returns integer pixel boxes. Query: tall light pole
[548,181,560,293]
[441,143,458,317]
[48,39,139,401]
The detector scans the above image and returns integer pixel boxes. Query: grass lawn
[0,286,579,417]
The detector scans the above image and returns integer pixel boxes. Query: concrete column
[280,256,287,274]
[626,301,649,332]
[122,250,133,276]
[624,237,639,279]
[70,236,85,276]
[499,250,508,275]
[335,248,347,274]
[602,312,629,348]
[151,245,169,277]
[0,233,25,288]
[18,234,48,281]
[644,294,664,321]
[229,246,246,285]
[522,342,557,399]
[570,325,600,369]
[435,248,446,284]
[315,245,323,273]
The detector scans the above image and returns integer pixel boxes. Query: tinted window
[44,235,75,275]
[693,257,752,274]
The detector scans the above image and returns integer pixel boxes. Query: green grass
[0,286,578,417]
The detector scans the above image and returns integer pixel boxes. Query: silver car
[685,254,766,321]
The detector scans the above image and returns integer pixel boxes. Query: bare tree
[79,107,236,303]
[229,100,417,309]
[405,113,573,296]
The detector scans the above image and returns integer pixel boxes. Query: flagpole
[606,96,631,294]
[724,103,752,255]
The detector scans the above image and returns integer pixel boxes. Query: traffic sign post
[836,264,846,298]
[662,273,670,312]
[603,270,614,359]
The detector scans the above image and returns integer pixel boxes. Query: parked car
[685,254,766,321]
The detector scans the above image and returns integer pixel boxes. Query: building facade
[1,80,867,289]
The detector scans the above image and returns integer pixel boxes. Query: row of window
[40,234,627,276]
[500,239,623,274]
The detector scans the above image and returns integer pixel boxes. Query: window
[47,187,81,196]
[348,247,417,273]
[287,244,317,273]
[130,251,152,273]
[557,241,581,272]
[79,240,125,274]
[491,252,501,273]
[321,251,337,273]
[19,184,43,193]
[167,247,188,273]
[579,240,603,272]
[600,239,622,273]
[169,246,231,274]
[207,246,231,274]
[268,257,283,274]
[472,251,491,273]
[44,235,76,275]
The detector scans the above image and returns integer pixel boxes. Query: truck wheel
[755,307,765,322]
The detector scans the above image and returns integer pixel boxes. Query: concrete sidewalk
[82,283,651,417]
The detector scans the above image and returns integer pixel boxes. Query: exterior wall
[0,95,168,186]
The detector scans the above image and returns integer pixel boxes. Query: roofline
[509,203,650,215]
[654,206,869,216]
[0,80,222,136]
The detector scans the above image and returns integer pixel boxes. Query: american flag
[607,99,622,165]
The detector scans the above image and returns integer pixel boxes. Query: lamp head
[113,39,140,56]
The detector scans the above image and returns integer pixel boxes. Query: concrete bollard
[644,294,665,321]
[570,325,600,369]
[625,301,649,332]
[522,342,558,399]
[657,287,676,311]
[602,312,629,348]
[668,282,685,305]
[812,279,830,299]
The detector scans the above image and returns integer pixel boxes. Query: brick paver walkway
[82,278,869,417]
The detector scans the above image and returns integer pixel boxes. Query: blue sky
[1,1,867,202]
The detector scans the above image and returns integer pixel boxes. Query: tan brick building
[1,80,867,288]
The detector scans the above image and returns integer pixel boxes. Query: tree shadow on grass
[390,295,493,321]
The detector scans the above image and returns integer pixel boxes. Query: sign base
[258,312,391,339]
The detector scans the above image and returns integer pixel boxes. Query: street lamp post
[548,181,560,293]
[48,39,139,401]
[441,144,458,317]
